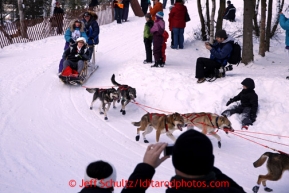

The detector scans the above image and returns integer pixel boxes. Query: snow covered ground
[1,1,289,193]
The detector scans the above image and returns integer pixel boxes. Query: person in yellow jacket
[149,0,163,21]
[113,0,124,24]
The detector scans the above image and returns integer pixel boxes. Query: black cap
[172,130,215,175]
[215,30,227,39]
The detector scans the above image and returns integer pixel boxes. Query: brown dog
[132,112,184,143]
[252,152,289,193]
[181,112,234,148]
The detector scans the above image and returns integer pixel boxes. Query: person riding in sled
[61,37,90,77]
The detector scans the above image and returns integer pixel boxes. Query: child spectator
[150,11,165,67]
[221,78,258,130]
[143,13,154,64]
[79,160,116,193]
[161,30,169,65]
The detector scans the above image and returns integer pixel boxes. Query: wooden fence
[0,4,114,49]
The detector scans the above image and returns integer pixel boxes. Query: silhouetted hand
[143,143,169,168]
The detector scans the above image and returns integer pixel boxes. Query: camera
[163,144,174,156]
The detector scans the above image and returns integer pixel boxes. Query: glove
[226,98,234,106]
[69,38,75,44]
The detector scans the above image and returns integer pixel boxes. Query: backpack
[228,42,242,65]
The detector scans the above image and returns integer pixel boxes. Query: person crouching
[62,37,89,76]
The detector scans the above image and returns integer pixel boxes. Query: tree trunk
[206,0,210,37]
[259,0,266,57]
[17,0,28,39]
[50,0,56,17]
[252,0,260,37]
[197,0,207,41]
[242,0,254,64]
[209,0,216,44]
[270,0,284,38]
[265,0,272,51]
[216,0,225,32]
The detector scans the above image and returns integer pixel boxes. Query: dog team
[86,74,289,193]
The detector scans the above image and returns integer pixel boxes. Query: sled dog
[86,87,119,120]
[252,152,289,193]
[182,112,234,148]
[132,112,184,143]
[111,74,136,115]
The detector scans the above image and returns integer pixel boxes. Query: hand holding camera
[143,143,169,168]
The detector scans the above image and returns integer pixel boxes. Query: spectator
[79,160,116,193]
[223,1,236,22]
[150,11,165,67]
[143,13,154,64]
[163,0,167,9]
[168,0,188,49]
[58,19,88,73]
[279,11,289,80]
[122,0,130,22]
[121,130,246,193]
[149,0,163,21]
[89,0,99,10]
[53,2,64,34]
[195,30,234,83]
[169,5,174,48]
[82,11,100,61]
[141,0,150,15]
[221,78,258,130]
[62,37,89,76]
[113,0,124,24]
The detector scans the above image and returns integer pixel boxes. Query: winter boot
[242,125,249,130]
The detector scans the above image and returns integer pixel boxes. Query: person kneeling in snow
[61,37,89,77]
[221,78,258,130]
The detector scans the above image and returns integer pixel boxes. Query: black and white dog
[111,74,137,115]
[86,87,119,120]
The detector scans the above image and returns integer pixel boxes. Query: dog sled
[59,62,98,85]
[59,45,98,86]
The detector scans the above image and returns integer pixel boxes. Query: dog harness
[148,113,170,132]
[182,113,220,130]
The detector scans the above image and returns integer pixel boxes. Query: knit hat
[145,13,152,20]
[172,130,215,175]
[76,37,86,44]
[241,78,255,89]
[215,30,227,39]
[156,11,164,19]
[227,1,231,4]
[84,161,117,188]
[55,2,60,5]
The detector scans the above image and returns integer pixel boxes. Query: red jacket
[168,3,187,30]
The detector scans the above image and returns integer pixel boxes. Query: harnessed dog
[182,112,234,148]
[86,88,119,120]
[111,74,136,115]
[132,112,184,143]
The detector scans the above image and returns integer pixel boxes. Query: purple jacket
[150,18,165,36]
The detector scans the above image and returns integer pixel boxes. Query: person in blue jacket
[58,19,88,73]
[82,11,100,61]
[195,30,234,83]
[279,11,289,80]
